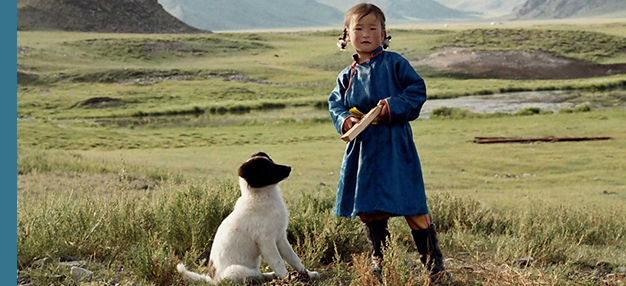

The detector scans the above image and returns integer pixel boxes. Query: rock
[32,257,52,267]
[70,266,93,281]
[504,173,519,179]
[59,260,88,267]
[515,256,534,267]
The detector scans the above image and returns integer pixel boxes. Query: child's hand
[342,116,360,133]
[377,99,390,122]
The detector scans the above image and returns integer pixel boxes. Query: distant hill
[434,0,527,18]
[510,0,626,19]
[385,0,479,21]
[158,0,344,31]
[316,0,478,23]
[17,0,206,33]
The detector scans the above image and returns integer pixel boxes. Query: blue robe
[328,46,429,218]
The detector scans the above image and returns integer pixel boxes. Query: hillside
[385,0,479,21]
[435,0,527,18]
[158,0,343,31]
[511,0,626,19]
[17,0,205,33]
[316,0,477,23]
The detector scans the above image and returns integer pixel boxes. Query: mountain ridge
[510,0,626,19]
[17,0,206,33]
[158,0,344,31]
[315,0,478,23]
[434,0,527,18]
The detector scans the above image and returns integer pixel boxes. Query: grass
[17,169,626,285]
[17,25,626,119]
[16,20,626,285]
[436,28,626,62]
[17,111,626,284]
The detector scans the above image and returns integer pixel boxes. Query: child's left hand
[377,99,390,122]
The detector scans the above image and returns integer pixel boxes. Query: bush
[559,107,573,114]
[573,103,592,112]
[516,107,541,116]
[431,107,480,119]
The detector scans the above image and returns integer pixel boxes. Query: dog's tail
[177,263,215,284]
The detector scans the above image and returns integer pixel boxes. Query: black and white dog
[177,152,319,284]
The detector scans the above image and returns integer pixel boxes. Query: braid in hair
[382,35,392,50]
[337,28,348,51]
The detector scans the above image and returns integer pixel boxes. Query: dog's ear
[239,155,290,188]
[250,151,273,162]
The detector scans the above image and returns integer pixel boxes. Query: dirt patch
[414,48,626,79]
[418,89,624,119]
[76,97,124,108]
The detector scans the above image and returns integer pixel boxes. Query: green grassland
[435,28,626,62]
[17,20,626,285]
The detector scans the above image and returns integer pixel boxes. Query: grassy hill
[17,0,206,33]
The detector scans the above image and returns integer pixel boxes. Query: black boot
[363,219,390,276]
[411,223,451,283]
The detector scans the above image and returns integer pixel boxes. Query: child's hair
[337,3,392,51]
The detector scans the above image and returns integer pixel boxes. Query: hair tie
[382,35,392,50]
[337,38,347,51]
[337,28,348,51]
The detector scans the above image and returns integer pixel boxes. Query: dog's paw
[306,270,320,280]
[275,269,288,279]
[261,272,277,281]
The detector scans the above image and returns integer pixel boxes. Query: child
[328,3,450,282]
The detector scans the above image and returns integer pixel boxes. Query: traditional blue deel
[328,46,429,218]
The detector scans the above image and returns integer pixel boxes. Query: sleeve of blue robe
[384,56,427,124]
[328,66,352,134]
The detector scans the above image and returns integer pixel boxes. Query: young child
[328,3,450,282]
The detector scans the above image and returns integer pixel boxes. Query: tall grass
[17,179,238,283]
[17,178,626,285]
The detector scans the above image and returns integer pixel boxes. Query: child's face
[347,13,385,58]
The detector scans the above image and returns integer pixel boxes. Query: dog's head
[238,152,291,188]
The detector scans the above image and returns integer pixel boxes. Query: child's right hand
[342,116,360,133]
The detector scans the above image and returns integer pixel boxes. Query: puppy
[177,152,319,284]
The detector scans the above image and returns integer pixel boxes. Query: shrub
[573,103,592,112]
[431,107,480,119]
[516,107,541,116]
